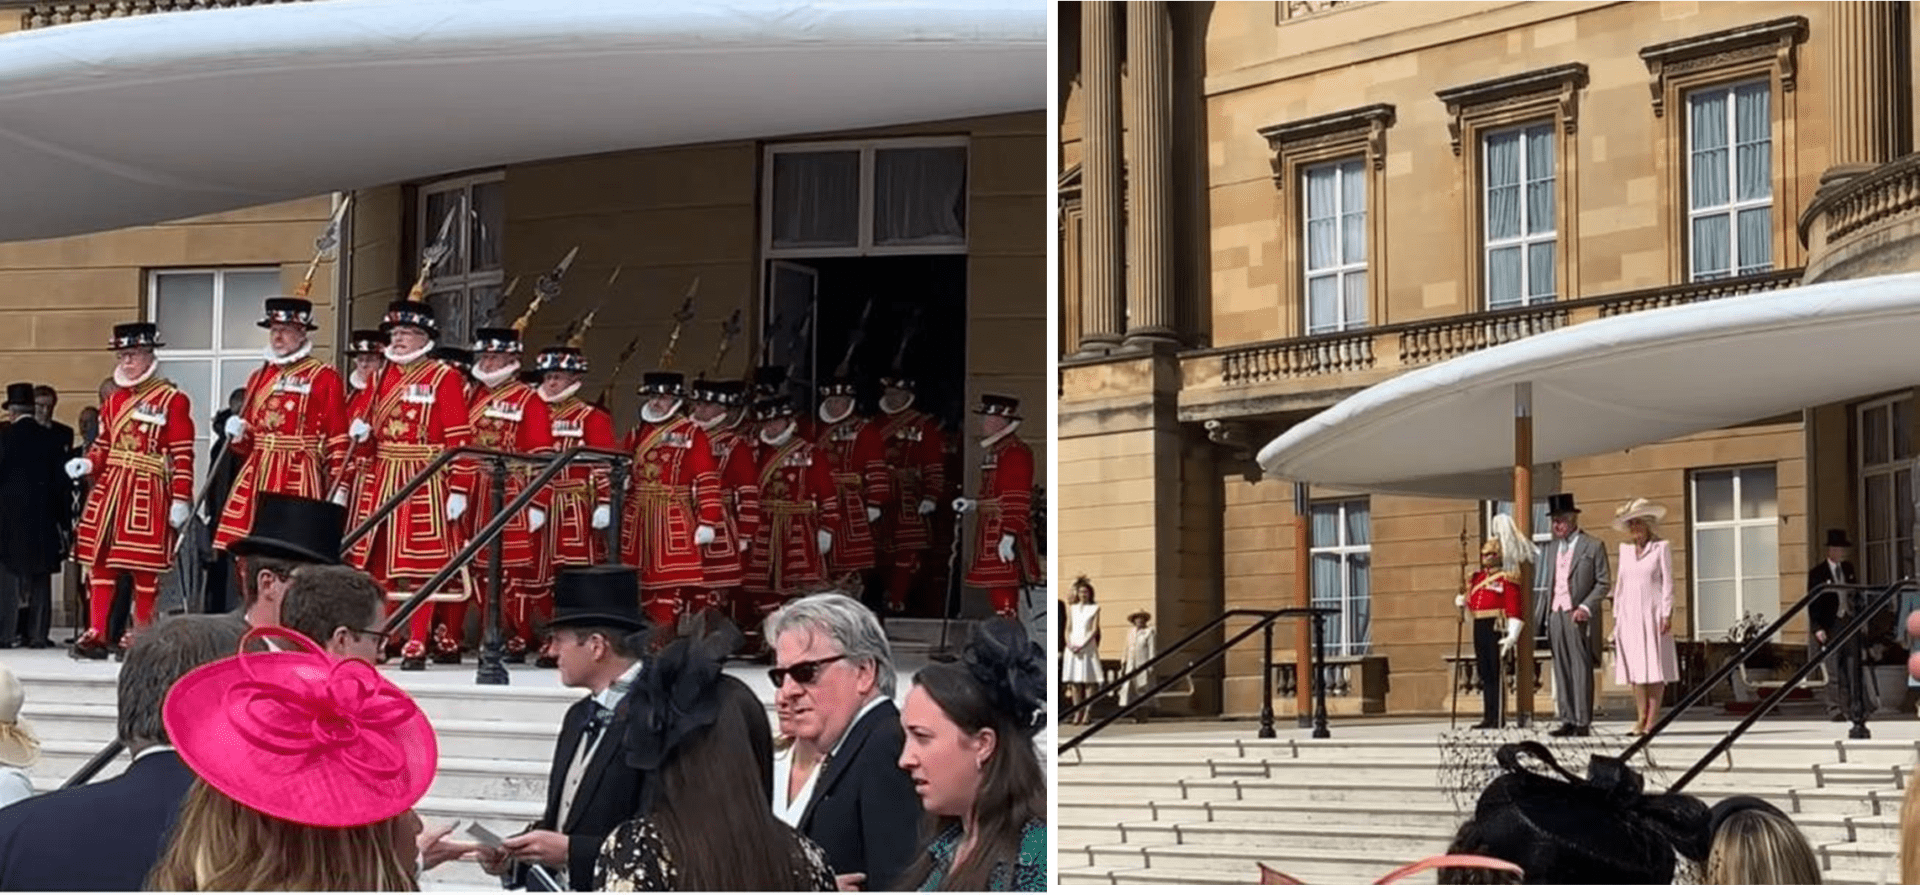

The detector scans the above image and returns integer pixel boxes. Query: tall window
[1859,395,1915,585]
[1303,159,1367,335]
[763,138,969,257]
[1687,81,1772,281]
[1310,498,1371,656]
[149,268,283,494]
[1484,124,1556,309]
[1691,466,1779,638]
[1489,498,1553,648]
[416,173,505,349]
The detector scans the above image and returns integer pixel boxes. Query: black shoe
[27,640,53,650]
[504,652,526,665]
[1548,723,1577,737]
[534,655,558,669]
[400,656,427,671]
[1471,721,1501,730]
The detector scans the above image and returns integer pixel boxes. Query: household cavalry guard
[212,297,349,554]
[743,392,840,640]
[811,375,891,599]
[454,322,555,664]
[1455,518,1529,730]
[66,323,195,659]
[344,298,475,671]
[688,378,759,639]
[874,372,946,614]
[532,328,617,662]
[953,394,1040,619]
[620,371,726,629]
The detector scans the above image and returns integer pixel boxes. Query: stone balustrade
[21,0,314,29]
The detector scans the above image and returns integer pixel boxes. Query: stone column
[1124,1,1178,347]
[1076,1,1125,355]
[1830,1,1909,173]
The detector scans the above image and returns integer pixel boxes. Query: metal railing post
[1311,611,1330,739]
[1259,621,1276,739]
[476,456,509,686]
[606,455,629,561]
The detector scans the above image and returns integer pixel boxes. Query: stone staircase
[1058,716,1920,885]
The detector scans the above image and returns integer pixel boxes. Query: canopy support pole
[1514,383,1536,728]
[1293,481,1313,723]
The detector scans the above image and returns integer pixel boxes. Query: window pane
[426,290,470,351]
[219,270,282,351]
[1525,126,1554,179]
[1895,399,1913,460]
[875,146,967,246]
[1691,213,1731,279]
[1525,180,1555,236]
[1738,467,1778,519]
[1304,164,1336,219]
[1736,207,1771,272]
[1527,241,1555,300]
[1345,500,1370,546]
[1688,90,1730,152]
[467,282,506,332]
[1311,554,1341,600]
[1694,578,1737,635]
[1487,184,1520,240]
[1488,246,1521,307]
[1307,275,1337,334]
[1740,576,1775,615]
[153,272,216,351]
[1866,475,1890,542]
[1696,527,1736,580]
[470,180,506,272]
[1866,405,1891,466]
[1696,470,1735,522]
[1734,81,1771,144]
[1342,271,1367,329]
[1739,525,1778,580]
[1342,209,1366,265]
[771,151,860,248]
[1346,554,1371,654]
[1306,219,1336,270]
[1310,503,1341,547]
[1485,131,1519,187]
[421,189,466,277]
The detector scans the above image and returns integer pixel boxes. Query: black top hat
[470,327,524,356]
[533,346,589,375]
[258,297,319,331]
[1546,493,1581,517]
[880,372,918,393]
[345,329,388,356]
[638,371,685,397]
[380,300,439,341]
[432,345,473,370]
[3,383,32,410]
[1825,529,1854,548]
[817,374,858,399]
[548,566,647,631]
[754,395,798,421]
[751,365,787,392]
[228,494,345,566]
[712,380,749,408]
[108,322,164,351]
[688,378,730,405]
[973,393,1021,419]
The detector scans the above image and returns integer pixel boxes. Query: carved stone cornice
[1257,104,1396,188]
[1639,16,1808,117]
[22,0,316,29]
[1434,63,1589,156]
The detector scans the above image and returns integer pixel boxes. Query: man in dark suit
[1807,528,1860,721]
[0,384,71,649]
[480,565,648,891]
[768,593,923,891]
[1533,493,1611,737]
[0,613,245,890]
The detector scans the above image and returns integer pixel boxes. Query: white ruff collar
[263,340,312,367]
[113,363,157,390]
[641,400,683,424]
[541,381,583,404]
[760,421,797,446]
[818,403,853,426]
[385,342,435,366]
[474,362,519,389]
[348,367,374,391]
[981,420,1019,448]
[879,394,914,415]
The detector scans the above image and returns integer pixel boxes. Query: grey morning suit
[1533,530,1611,728]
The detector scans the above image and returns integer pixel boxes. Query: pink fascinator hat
[163,626,438,828]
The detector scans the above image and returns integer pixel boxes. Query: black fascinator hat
[959,618,1048,736]
[621,615,746,778]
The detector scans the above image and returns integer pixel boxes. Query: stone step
[1062,735,1920,767]
[23,704,564,763]
[1061,819,1456,853]
[1065,841,1424,884]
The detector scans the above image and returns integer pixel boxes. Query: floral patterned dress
[595,816,836,891]
[917,818,1048,891]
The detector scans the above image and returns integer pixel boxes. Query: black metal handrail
[342,444,626,551]
[1057,606,1338,754]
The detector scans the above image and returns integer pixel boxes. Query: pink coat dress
[1613,539,1680,685]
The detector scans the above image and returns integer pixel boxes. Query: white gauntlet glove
[865,506,881,523]
[349,418,372,443]
[168,500,191,530]
[64,458,91,480]
[998,534,1016,563]
[446,493,468,522]
[694,524,715,546]
[331,487,350,507]
[817,529,833,555]
[952,497,976,514]
[527,508,546,533]
[738,537,751,552]
[917,498,936,516]
[1499,618,1524,654]
[591,504,611,530]
[223,416,246,441]
[1454,593,1466,609]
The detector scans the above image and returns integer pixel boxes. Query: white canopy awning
[0,0,1044,242]
[1257,273,1920,499]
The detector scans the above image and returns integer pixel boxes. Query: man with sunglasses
[227,494,348,631]
[766,593,922,891]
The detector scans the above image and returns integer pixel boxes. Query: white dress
[1063,603,1103,684]
[771,745,818,829]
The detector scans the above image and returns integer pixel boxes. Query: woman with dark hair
[596,623,835,891]
[1062,576,1100,725]
[897,618,1047,891]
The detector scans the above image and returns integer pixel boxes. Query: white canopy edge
[0,0,1044,241]
[1256,272,1920,500]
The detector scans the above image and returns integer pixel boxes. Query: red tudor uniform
[344,301,474,668]
[620,372,726,628]
[1464,547,1527,728]
[744,396,841,623]
[690,380,761,629]
[70,323,194,656]
[959,395,1041,619]
[213,299,349,553]
[452,326,555,660]
[333,330,387,509]
[811,379,891,581]
[874,375,947,613]
[538,358,617,578]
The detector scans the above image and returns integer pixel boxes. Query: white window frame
[1690,465,1780,640]
[761,136,970,258]
[415,171,506,346]
[1686,79,1772,282]
[1301,158,1367,335]
[1309,497,1372,657]
[1858,394,1915,585]
[147,267,280,496]
[1482,123,1556,310]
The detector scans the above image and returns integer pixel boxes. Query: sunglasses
[769,655,847,688]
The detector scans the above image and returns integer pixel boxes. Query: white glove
[64,457,91,480]
[527,508,546,533]
[695,524,715,546]
[349,418,372,442]
[998,534,1016,563]
[952,497,976,514]
[168,500,190,530]
[918,498,936,516]
[866,506,881,523]
[223,416,246,440]
[591,504,611,530]
[1454,593,1466,609]
[1500,618,1524,654]
[817,529,833,555]
[738,537,750,552]
[446,493,468,521]
[331,487,350,507]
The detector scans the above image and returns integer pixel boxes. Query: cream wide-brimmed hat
[1610,498,1669,532]
[0,664,39,768]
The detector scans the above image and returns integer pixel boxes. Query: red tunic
[618,417,725,590]
[74,377,194,573]
[345,357,474,581]
[745,433,841,596]
[875,408,946,556]
[335,371,377,503]
[543,396,618,573]
[699,425,761,589]
[213,355,349,551]
[961,432,1041,589]
[462,379,554,578]
[811,416,892,575]
[1466,567,1525,619]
